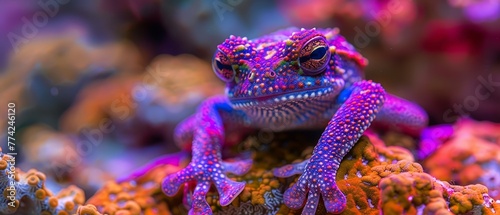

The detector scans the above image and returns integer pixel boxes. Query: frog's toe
[274,159,309,177]
[214,177,246,206]
[321,183,347,214]
[302,189,320,215]
[188,181,212,215]
[283,176,308,209]
[162,165,194,196]
[221,159,252,176]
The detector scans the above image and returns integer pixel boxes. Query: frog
[161,27,428,214]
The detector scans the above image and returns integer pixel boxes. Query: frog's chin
[229,86,337,109]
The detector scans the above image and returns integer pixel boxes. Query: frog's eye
[212,51,235,82]
[298,36,331,75]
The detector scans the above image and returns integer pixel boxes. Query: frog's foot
[273,159,309,177]
[277,161,346,214]
[162,159,251,214]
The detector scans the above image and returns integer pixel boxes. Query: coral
[424,119,500,199]
[289,135,498,215]
[207,143,285,215]
[76,204,103,215]
[84,161,183,215]
[89,40,145,76]
[305,135,422,215]
[19,125,79,178]
[0,37,90,132]
[18,124,115,195]
[82,131,500,214]
[379,172,499,215]
[83,135,285,215]
[0,147,86,215]
[381,131,418,152]
[261,132,404,214]
[60,54,224,147]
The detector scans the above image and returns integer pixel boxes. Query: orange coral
[0,36,93,134]
[274,135,498,215]
[76,204,103,215]
[60,54,224,134]
[84,163,181,215]
[381,174,500,215]
[78,131,500,214]
[334,136,421,215]
[424,119,500,199]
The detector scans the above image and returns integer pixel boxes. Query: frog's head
[212,28,367,113]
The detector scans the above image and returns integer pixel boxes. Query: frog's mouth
[229,86,336,109]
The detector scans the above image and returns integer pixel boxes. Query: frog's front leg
[274,80,385,214]
[162,96,252,215]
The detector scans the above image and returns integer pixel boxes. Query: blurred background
[0,0,499,197]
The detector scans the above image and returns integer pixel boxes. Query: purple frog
[161,27,428,214]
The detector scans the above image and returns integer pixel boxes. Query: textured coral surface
[76,131,500,215]
[84,162,182,215]
[424,119,500,199]
[0,147,86,215]
[60,54,224,135]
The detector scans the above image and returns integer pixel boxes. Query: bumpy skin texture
[162,27,428,214]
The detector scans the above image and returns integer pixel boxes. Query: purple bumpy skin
[162,96,252,214]
[274,80,385,214]
[159,27,428,215]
